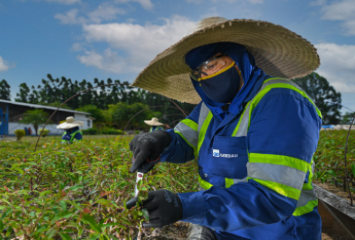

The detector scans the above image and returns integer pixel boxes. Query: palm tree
[19,109,50,136]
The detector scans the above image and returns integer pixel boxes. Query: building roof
[0,100,90,115]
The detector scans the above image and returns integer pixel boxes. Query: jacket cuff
[159,130,177,162]
[178,191,206,224]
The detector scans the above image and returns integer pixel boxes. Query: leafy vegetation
[314,130,355,193]
[0,136,198,239]
[13,129,26,141]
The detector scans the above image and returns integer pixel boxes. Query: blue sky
[1,0,354,113]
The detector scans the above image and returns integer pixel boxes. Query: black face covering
[200,62,241,103]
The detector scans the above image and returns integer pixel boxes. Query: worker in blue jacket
[127,17,322,240]
[57,116,83,144]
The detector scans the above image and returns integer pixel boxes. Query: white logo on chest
[213,149,238,158]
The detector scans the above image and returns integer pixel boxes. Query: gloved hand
[129,130,171,173]
[126,189,183,228]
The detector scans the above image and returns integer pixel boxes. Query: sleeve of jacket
[159,102,201,164]
[74,132,82,141]
[178,89,322,232]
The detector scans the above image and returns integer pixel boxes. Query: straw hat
[131,17,320,104]
[57,116,84,130]
[144,117,164,126]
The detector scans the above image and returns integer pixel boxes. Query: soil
[135,222,350,240]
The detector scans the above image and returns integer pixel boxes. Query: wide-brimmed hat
[57,116,84,130]
[144,117,164,126]
[131,17,320,104]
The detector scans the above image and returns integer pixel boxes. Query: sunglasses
[190,53,227,81]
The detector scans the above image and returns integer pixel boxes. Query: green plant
[39,128,50,137]
[135,130,140,134]
[0,136,198,239]
[19,109,50,136]
[82,128,98,135]
[13,129,26,141]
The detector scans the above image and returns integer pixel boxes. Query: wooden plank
[314,184,355,219]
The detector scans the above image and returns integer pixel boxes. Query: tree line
[0,72,352,126]
[0,74,195,131]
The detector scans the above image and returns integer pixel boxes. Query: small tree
[19,109,50,136]
[340,112,355,124]
[292,72,342,124]
[0,79,11,100]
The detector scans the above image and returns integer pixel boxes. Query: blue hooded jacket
[160,43,322,240]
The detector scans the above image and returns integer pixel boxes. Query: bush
[14,129,26,141]
[82,128,98,135]
[39,129,50,137]
[135,130,140,134]
[101,129,123,135]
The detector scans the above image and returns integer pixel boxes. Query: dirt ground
[134,222,352,240]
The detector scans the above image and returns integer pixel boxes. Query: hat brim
[132,19,320,104]
[144,120,164,126]
[57,121,83,130]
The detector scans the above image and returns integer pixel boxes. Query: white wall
[8,123,63,135]
[8,113,93,135]
[74,113,93,129]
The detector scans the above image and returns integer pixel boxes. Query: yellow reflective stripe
[248,177,301,200]
[197,111,213,154]
[175,131,197,153]
[293,199,318,216]
[198,175,213,190]
[248,83,322,119]
[225,178,235,188]
[302,159,314,190]
[249,153,309,173]
[180,119,198,131]
[232,101,251,136]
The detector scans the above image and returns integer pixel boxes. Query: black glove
[126,190,183,228]
[129,130,171,173]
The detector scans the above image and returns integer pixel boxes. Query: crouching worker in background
[126,17,323,240]
[57,116,83,144]
[144,117,165,132]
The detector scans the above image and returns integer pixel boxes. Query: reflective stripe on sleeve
[174,119,198,150]
[249,153,309,173]
[248,178,302,200]
[247,162,306,190]
[247,153,310,200]
[293,188,318,216]
[225,177,248,188]
[198,175,213,190]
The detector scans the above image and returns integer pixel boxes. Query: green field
[0,130,354,239]
[0,135,198,239]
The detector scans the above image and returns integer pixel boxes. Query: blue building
[0,100,93,137]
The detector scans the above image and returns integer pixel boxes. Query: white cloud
[310,0,326,6]
[55,9,84,25]
[79,15,196,73]
[0,56,11,72]
[114,0,154,10]
[319,0,355,35]
[185,0,203,3]
[77,49,135,73]
[45,0,81,4]
[315,43,355,93]
[87,2,125,23]
[211,0,263,4]
[55,3,125,25]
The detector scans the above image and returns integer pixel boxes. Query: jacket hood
[186,42,272,120]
